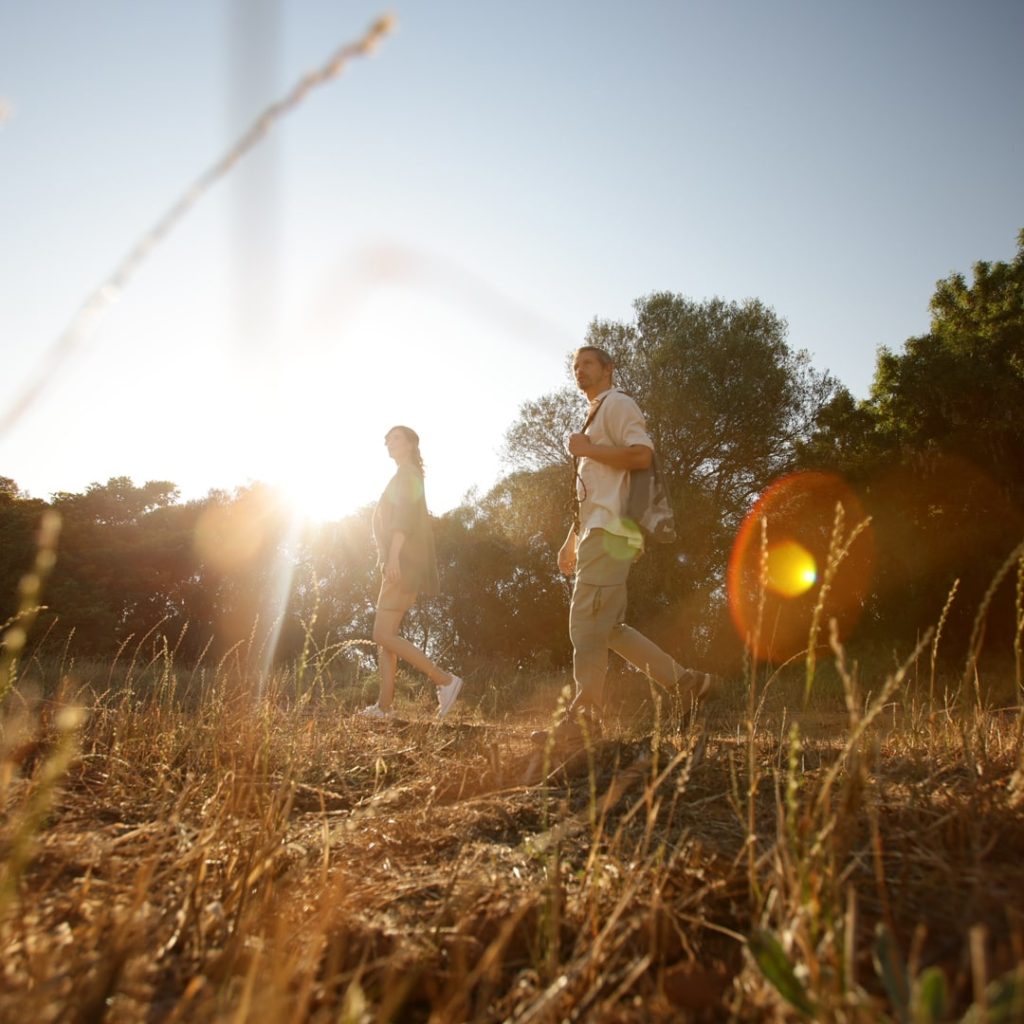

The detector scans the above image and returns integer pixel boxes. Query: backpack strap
[570,395,607,536]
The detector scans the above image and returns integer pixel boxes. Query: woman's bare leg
[373,602,453,689]
[376,645,399,709]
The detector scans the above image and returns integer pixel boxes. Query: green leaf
[873,923,911,1024]
[748,929,817,1019]
[961,966,1024,1024]
[912,967,948,1024]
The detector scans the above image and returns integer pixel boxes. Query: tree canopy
[799,229,1024,649]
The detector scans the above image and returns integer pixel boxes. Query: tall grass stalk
[815,626,932,816]
[0,510,60,706]
[1015,553,1024,708]
[804,503,872,706]
[744,516,771,908]
[0,705,83,914]
[930,578,959,708]
[961,536,1024,705]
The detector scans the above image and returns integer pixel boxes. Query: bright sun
[236,290,473,523]
[205,276,550,523]
[253,383,384,524]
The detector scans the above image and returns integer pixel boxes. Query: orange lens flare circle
[766,539,817,597]
[727,472,874,663]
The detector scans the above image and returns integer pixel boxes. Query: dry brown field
[2,644,1023,1023]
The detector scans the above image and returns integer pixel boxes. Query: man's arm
[557,525,577,576]
[567,434,653,470]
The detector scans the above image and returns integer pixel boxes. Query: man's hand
[567,432,593,458]
[557,535,577,576]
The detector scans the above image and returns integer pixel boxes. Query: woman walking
[360,425,463,720]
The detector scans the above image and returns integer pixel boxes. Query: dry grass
[1,650,1023,1023]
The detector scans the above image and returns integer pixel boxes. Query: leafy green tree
[475,465,574,551]
[0,478,50,629]
[283,507,380,672]
[794,386,884,479]
[183,484,296,663]
[45,477,189,655]
[51,476,179,526]
[800,231,1024,655]
[500,390,580,472]
[429,507,572,674]
[872,229,1024,496]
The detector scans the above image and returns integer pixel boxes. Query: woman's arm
[384,531,406,582]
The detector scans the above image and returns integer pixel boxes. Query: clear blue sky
[1,0,1021,517]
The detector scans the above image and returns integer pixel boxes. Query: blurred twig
[0,14,395,438]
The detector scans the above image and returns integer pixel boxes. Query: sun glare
[232,296,456,523]
[197,279,542,523]
[274,457,368,524]
[766,539,817,597]
[727,471,875,662]
[251,399,383,524]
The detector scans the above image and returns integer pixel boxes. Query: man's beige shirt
[576,387,654,548]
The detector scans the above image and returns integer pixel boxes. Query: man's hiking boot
[676,669,721,702]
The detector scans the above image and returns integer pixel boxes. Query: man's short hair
[574,345,615,368]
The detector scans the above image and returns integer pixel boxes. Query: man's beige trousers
[569,529,696,713]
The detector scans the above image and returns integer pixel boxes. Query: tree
[284,507,380,672]
[500,390,581,472]
[44,477,195,656]
[51,476,179,525]
[428,506,572,674]
[185,484,296,662]
[0,479,50,630]
[475,465,575,551]
[794,386,883,478]
[799,230,1024,655]
[872,229,1024,497]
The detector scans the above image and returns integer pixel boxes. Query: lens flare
[193,485,300,687]
[601,529,640,562]
[727,472,874,663]
[766,540,817,597]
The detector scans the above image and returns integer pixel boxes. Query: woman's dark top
[372,464,440,596]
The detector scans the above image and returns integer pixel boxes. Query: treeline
[3,232,1022,678]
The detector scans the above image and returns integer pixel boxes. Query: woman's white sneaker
[436,675,463,719]
[357,703,393,720]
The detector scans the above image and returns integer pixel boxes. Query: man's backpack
[625,452,677,544]
[572,393,677,545]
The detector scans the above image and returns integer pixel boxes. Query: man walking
[550,346,713,744]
